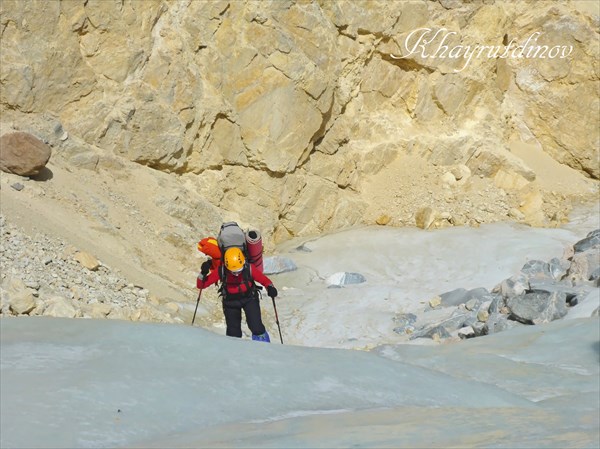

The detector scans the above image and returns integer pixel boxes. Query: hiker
[197,246,278,342]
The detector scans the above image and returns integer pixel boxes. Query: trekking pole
[191,276,206,326]
[191,289,202,326]
[271,297,284,344]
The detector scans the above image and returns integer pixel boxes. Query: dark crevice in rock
[380,52,435,73]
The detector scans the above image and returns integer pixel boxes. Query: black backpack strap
[218,265,227,299]
[243,264,256,295]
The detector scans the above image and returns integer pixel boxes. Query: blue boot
[252,331,270,343]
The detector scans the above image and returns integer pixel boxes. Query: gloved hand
[266,285,278,299]
[200,260,212,277]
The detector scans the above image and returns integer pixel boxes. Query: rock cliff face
[1,0,598,240]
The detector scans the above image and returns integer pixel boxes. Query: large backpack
[217,221,248,260]
[217,222,263,298]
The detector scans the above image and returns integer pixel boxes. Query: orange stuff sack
[197,237,222,260]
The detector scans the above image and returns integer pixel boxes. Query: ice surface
[1,317,598,448]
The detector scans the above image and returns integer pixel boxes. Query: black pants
[222,292,266,338]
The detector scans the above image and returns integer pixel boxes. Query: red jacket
[197,263,273,295]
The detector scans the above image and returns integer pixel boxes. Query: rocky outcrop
[1,1,598,239]
[0,132,51,176]
[412,229,600,341]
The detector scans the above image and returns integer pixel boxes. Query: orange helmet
[197,237,221,260]
[224,247,245,272]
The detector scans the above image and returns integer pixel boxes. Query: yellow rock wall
[1,0,598,239]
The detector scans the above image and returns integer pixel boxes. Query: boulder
[107,307,132,321]
[326,272,366,286]
[477,309,490,323]
[134,306,176,323]
[507,291,568,325]
[73,251,100,271]
[520,260,552,279]
[9,290,37,315]
[567,247,600,283]
[440,288,470,307]
[517,189,545,227]
[0,289,10,315]
[548,257,570,281]
[0,132,52,176]
[466,147,536,181]
[484,313,521,335]
[441,172,457,186]
[415,207,437,230]
[494,170,530,191]
[468,287,491,299]
[413,309,475,339]
[2,277,37,315]
[508,208,526,221]
[497,273,529,299]
[441,288,471,307]
[528,279,593,307]
[488,294,507,314]
[86,303,112,319]
[376,215,392,226]
[428,296,442,308]
[392,313,417,335]
[573,229,600,253]
[43,296,78,318]
[465,298,481,311]
[410,325,451,341]
[437,287,490,308]
[458,326,476,339]
[450,164,471,182]
[263,256,298,275]
[443,309,477,331]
